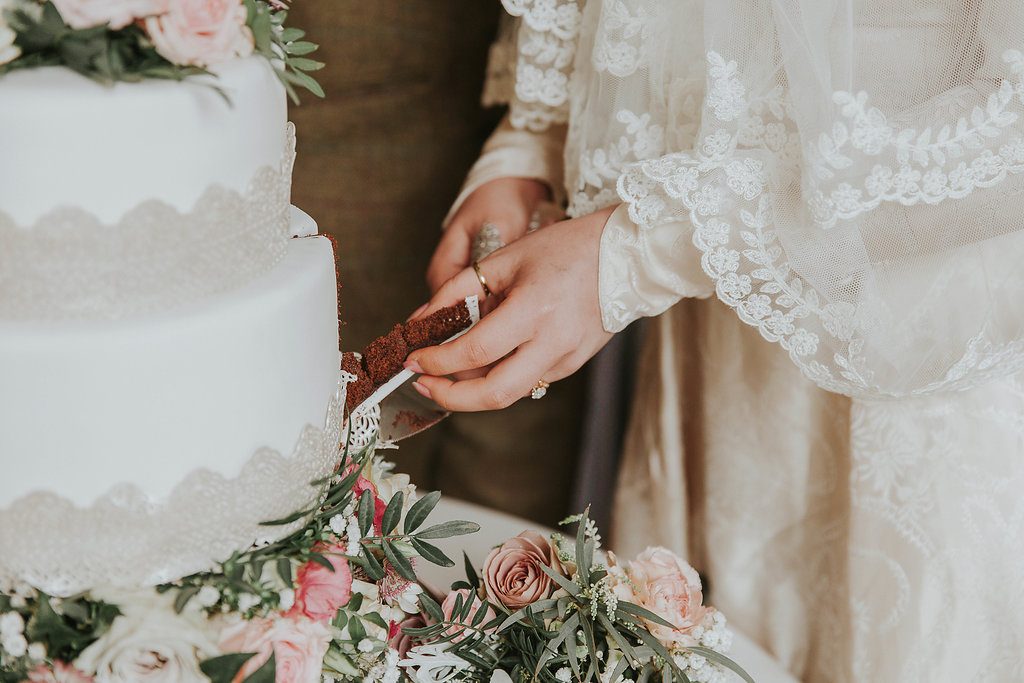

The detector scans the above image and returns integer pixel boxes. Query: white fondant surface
[0,57,286,226]
[0,235,340,507]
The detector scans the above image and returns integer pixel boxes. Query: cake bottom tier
[0,233,342,595]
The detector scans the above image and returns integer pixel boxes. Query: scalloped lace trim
[614,51,1024,397]
[0,124,297,321]
[0,371,348,597]
[497,0,582,132]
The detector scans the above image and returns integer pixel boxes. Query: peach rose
[144,0,253,67]
[51,0,168,30]
[439,589,497,642]
[626,547,707,648]
[218,616,331,683]
[483,530,564,610]
[288,544,353,623]
[24,662,94,683]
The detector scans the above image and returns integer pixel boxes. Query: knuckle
[463,338,491,367]
[485,386,516,410]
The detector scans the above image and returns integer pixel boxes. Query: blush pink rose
[219,616,331,683]
[352,475,386,533]
[483,530,564,610]
[51,0,168,30]
[24,662,94,683]
[626,547,707,648]
[288,544,353,623]
[387,614,426,658]
[144,0,253,67]
[439,589,497,642]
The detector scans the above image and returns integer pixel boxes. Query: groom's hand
[425,177,551,295]
[406,205,617,412]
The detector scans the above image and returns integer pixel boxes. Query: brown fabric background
[287,1,585,526]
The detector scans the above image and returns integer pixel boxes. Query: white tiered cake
[0,58,343,596]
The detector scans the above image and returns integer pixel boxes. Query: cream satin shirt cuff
[598,203,714,333]
[443,114,567,228]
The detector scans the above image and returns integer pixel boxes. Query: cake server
[348,295,480,442]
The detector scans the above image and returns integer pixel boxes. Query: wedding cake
[0,56,344,596]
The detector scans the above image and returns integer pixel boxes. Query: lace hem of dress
[495,0,582,132]
[0,371,348,598]
[0,124,297,321]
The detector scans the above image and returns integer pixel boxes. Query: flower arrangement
[0,0,322,102]
[404,513,753,683]
[0,430,752,683]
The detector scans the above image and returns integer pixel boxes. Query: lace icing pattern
[0,372,349,598]
[498,0,582,132]
[614,51,1024,397]
[0,124,296,321]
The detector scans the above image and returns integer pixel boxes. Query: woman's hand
[405,205,618,412]
[425,177,551,294]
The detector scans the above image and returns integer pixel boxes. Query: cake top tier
[0,56,287,226]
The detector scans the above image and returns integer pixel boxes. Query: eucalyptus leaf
[404,490,441,534]
[415,520,481,540]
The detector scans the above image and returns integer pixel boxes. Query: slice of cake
[343,299,477,414]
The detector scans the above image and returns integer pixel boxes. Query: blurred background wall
[287,1,588,527]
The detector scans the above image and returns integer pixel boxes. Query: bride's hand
[425,177,551,294]
[406,205,617,411]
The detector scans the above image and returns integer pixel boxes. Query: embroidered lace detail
[809,50,1024,229]
[0,124,296,321]
[615,51,1024,397]
[0,372,350,597]
[497,0,582,131]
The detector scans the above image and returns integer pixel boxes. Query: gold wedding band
[472,260,493,298]
[530,380,550,400]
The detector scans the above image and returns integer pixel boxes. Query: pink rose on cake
[0,0,26,65]
[626,547,707,649]
[145,0,253,67]
[51,0,168,30]
[218,616,332,683]
[287,543,353,623]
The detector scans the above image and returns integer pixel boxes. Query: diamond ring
[530,380,550,400]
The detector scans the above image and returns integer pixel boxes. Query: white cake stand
[419,497,800,683]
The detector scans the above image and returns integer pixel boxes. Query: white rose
[74,589,218,683]
[0,0,21,66]
[50,0,168,30]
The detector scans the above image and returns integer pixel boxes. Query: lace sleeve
[599,204,712,333]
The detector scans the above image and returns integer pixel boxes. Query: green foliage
[406,508,755,683]
[1,1,324,103]
[1,3,209,84]
[25,594,120,664]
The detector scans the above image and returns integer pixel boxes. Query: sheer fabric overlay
[497,0,1024,399]
[0,125,296,321]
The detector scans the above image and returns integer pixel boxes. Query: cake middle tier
[0,235,339,509]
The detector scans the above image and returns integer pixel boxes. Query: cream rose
[483,530,565,610]
[51,0,168,30]
[0,0,21,66]
[218,615,331,683]
[73,590,218,683]
[626,547,707,649]
[144,0,253,67]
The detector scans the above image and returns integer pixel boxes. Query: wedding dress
[451,1,1024,680]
